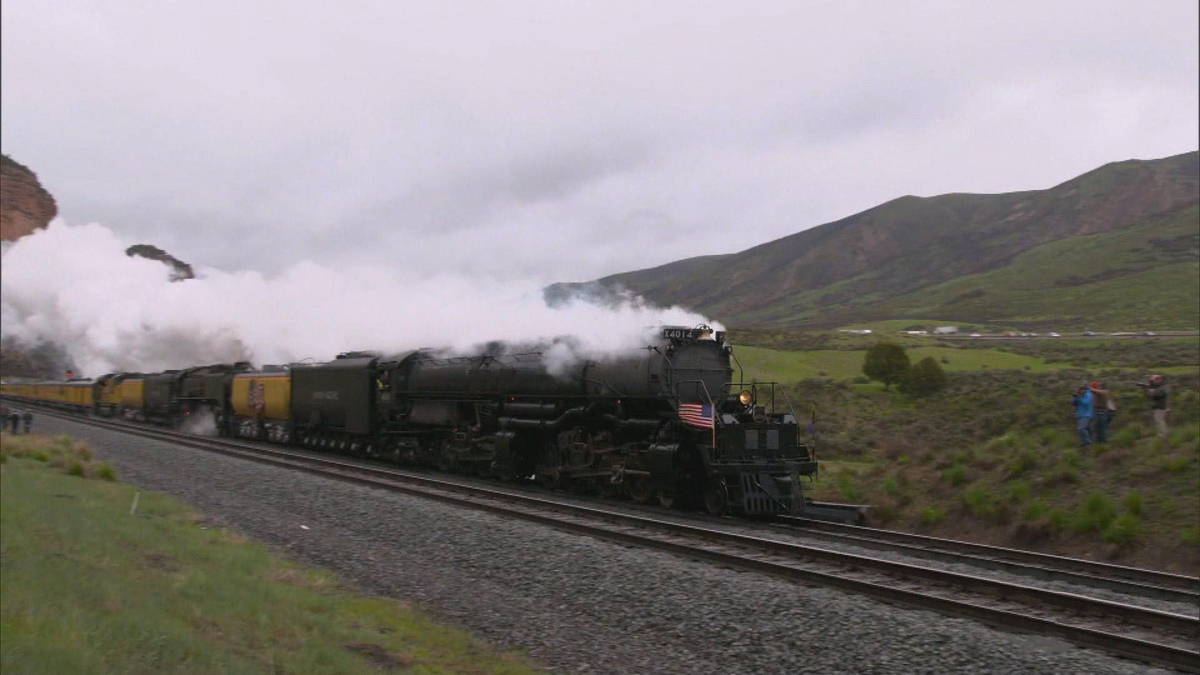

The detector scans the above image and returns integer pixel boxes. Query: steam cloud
[0,220,719,377]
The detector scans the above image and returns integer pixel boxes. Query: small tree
[902,356,948,397]
[862,342,910,389]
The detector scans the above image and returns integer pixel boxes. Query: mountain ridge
[550,151,1199,329]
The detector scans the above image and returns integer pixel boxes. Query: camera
[1135,380,1153,389]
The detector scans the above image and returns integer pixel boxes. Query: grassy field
[0,433,536,675]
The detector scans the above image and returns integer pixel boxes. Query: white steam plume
[0,220,720,376]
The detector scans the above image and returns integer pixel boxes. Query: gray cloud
[1,0,1196,283]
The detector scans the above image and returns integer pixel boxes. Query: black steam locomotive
[287,326,817,515]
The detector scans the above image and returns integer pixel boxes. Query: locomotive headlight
[738,389,753,406]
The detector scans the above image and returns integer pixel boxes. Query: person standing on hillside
[1089,381,1113,444]
[1072,382,1094,448]
[1144,374,1170,440]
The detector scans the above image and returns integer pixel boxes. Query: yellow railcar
[230,371,292,442]
[118,378,146,415]
[66,381,94,409]
[231,372,292,420]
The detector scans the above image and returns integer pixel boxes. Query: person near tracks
[22,410,32,434]
[1143,374,1170,440]
[8,410,20,435]
[1088,380,1113,444]
[1071,381,1094,448]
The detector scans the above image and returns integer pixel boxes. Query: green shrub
[1111,424,1145,447]
[881,477,897,495]
[1034,427,1059,445]
[1168,425,1199,447]
[902,357,948,397]
[1073,492,1117,532]
[963,485,998,519]
[1007,481,1032,503]
[67,461,85,477]
[94,463,117,481]
[1006,449,1038,478]
[1157,456,1191,472]
[918,505,945,525]
[836,473,862,503]
[1046,508,1070,532]
[74,442,94,462]
[1181,528,1200,546]
[31,450,48,462]
[984,432,1020,452]
[942,465,967,486]
[1061,449,1081,469]
[1123,490,1143,516]
[1021,499,1048,521]
[1102,514,1141,545]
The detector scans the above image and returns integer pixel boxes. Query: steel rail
[778,515,1200,597]
[22,407,1200,673]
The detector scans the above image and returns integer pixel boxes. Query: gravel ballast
[29,416,1177,674]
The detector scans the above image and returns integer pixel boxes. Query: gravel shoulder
[32,416,1176,675]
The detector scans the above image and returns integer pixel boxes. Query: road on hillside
[939,331,1199,341]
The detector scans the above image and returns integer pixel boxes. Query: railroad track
[774,516,1200,607]
[22,408,1200,673]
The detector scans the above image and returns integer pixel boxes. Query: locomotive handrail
[729,349,745,385]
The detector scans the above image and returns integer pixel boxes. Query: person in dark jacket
[8,411,20,435]
[1089,381,1113,444]
[1071,382,1094,448]
[22,410,32,434]
[1145,374,1170,440]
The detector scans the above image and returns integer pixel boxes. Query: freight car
[1,326,820,516]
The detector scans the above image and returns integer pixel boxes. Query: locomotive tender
[2,326,819,516]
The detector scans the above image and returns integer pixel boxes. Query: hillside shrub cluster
[862,343,947,397]
[790,370,1200,571]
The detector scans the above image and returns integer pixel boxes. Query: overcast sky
[3,0,1197,283]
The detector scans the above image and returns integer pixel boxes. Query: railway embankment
[20,415,1184,675]
[790,369,1200,574]
[0,432,536,674]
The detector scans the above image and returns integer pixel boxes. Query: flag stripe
[678,402,714,429]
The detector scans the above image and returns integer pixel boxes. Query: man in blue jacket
[1072,382,1094,448]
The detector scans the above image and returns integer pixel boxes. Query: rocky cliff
[0,154,58,241]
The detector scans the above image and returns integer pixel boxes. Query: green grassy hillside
[551,151,1200,329]
[789,370,1200,573]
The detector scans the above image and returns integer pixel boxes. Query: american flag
[678,402,714,429]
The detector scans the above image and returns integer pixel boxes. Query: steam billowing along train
[1,326,819,516]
